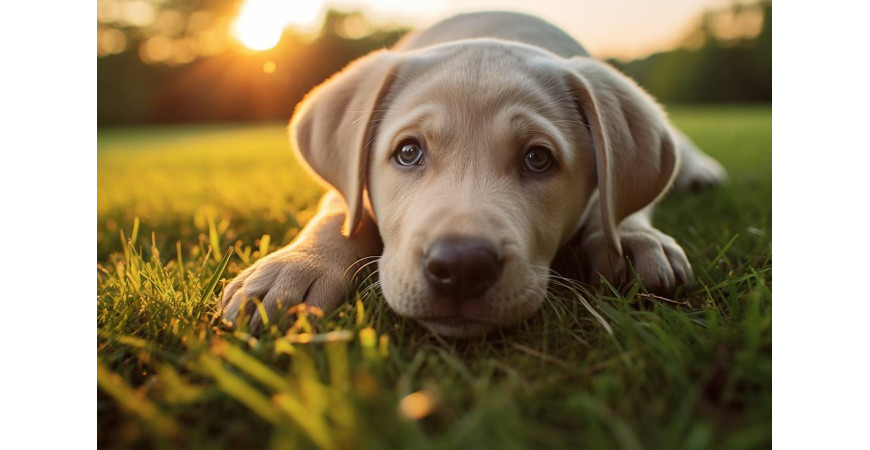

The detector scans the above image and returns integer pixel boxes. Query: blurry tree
[97,1,770,126]
[97,0,238,62]
[98,6,408,125]
[609,1,771,103]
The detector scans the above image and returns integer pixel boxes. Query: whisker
[362,126,382,150]
[367,280,382,294]
[358,268,381,289]
[347,256,381,281]
[350,261,381,286]
[358,279,383,303]
[344,255,381,277]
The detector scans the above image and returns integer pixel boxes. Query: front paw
[581,227,693,296]
[220,249,353,333]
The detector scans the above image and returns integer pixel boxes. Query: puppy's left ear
[562,57,679,256]
[289,50,401,236]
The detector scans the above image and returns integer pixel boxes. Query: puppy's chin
[417,317,496,338]
[414,298,544,338]
[379,256,550,338]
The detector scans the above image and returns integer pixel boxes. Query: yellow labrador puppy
[222,12,726,337]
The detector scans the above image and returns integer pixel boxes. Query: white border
[0,1,94,448]
[774,1,870,448]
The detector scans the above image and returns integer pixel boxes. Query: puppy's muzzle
[423,236,502,301]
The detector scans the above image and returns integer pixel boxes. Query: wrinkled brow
[375,103,443,154]
[498,105,579,166]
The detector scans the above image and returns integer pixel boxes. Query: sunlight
[399,391,434,420]
[232,0,323,51]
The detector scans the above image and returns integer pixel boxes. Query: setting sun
[232,0,323,51]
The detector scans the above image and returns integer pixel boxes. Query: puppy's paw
[582,227,693,297]
[221,249,352,334]
[675,151,728,191]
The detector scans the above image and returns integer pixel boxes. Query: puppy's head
[291,40,678,337]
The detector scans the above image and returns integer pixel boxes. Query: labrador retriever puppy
[221,11,726,337]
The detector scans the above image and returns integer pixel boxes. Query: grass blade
[196,353,281,424]
[200,247,232,303]
[259,234,271,258]
[97,361,179,438]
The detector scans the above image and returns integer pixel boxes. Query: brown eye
[394,140,424,166]
[523,146,553,173]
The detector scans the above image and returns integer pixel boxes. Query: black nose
[423,236,501,300]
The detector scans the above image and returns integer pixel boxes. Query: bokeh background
[97,0,771,126]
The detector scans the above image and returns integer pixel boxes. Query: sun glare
[232,0,323,51]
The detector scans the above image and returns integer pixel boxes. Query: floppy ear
[563,57,679,256]
[289,50,399,236]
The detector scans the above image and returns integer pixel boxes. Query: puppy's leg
[579,201,693,296]
[221,191,382,333]
[671,128,728,191]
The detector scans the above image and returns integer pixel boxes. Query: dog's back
[395,11,589,58]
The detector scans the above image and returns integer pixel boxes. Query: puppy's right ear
[289,50,400,236]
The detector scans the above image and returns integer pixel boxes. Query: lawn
[97,105,772,449]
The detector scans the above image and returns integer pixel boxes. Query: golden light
[154,9,186,36]
[232,0,323,51]
[262,61,276,73]
[139,35,172,64]
[121,0,156,27]
[233,13,282,51]
[98,28,127,56]
[335,14,373,40]
[196,30,226,56]
[171,39,197,64]
[399,391,435,420]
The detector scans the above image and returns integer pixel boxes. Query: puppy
[221,11,726,337]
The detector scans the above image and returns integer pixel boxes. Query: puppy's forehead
[378,42,584,159]
[392,42,572,113]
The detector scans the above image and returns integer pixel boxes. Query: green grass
[97,105,771,449]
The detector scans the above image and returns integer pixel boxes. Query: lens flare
[232,0,323,51]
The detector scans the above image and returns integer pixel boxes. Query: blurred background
[97,0,772,127]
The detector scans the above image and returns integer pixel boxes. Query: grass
[97,104,771,449]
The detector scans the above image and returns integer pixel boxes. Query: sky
[312,0,736,60]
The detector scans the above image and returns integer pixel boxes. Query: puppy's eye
[394,140,424,166]
[523,146,553,173]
